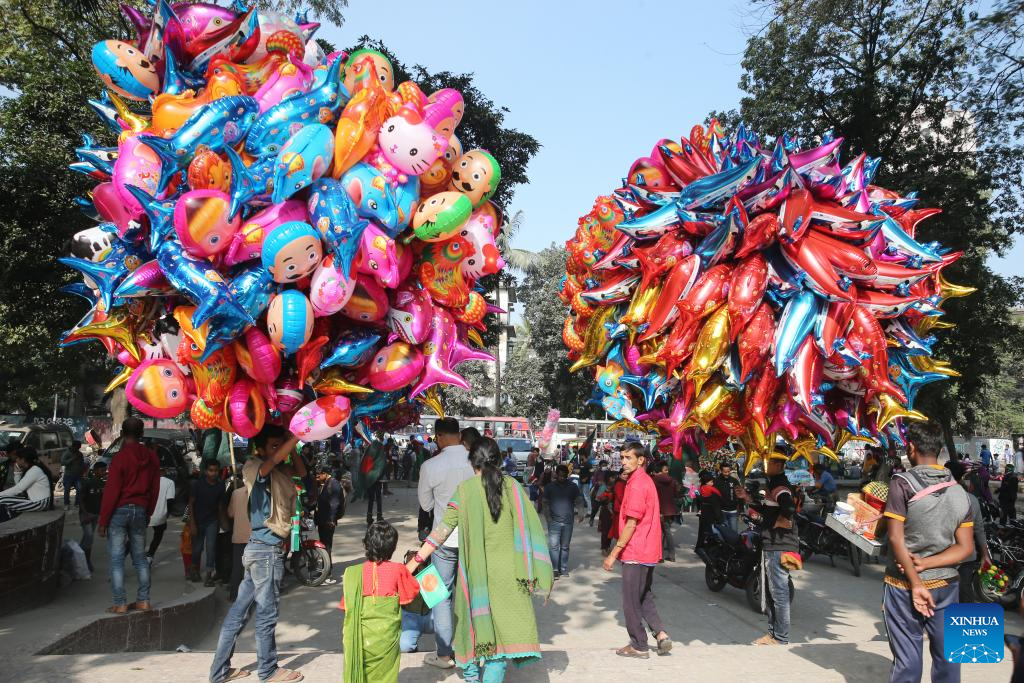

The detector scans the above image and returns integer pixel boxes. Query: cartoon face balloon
[267,289,314,354]
[449,149,501,208]
[378,106,446,176]
[412,191,473,242]
[261,221,323,283]
[344,49,394,93]
[91,40,159,100]
[125,359,189,418]
[173,190,241,257]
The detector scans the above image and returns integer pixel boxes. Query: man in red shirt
[603,442,672,659]
[99,417,160,613]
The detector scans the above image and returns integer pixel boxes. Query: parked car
[496,437,534,472]
[100,429,195,515]
[0,421,73,482]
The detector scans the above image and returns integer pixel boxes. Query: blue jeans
[107,504,150,606]
[723,510,739,533]
[400,610,434,652]
[547,519,574,574]
[463,658,508,683]
[431,544,458,658]
[192,519,219,572]
[210,543,284,682]
[764,550,792,644]
[63,473,80,508]
[883,582,960,683]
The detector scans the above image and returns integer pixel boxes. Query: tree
[439,361,494,417]
[517,246,598,417]
[733,0,1024,446]
[501,323,550,420]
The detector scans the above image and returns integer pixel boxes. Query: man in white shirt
[417,418,473,670]
[146,475,176,564]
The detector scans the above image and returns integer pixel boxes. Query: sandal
[657,636,673,655]
[264,669,303,682]
[615,645,650,659]
[224,669,250,681]
[128,601,151,611]
[105,605,127,615]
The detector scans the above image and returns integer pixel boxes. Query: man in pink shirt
[603,442,672,659]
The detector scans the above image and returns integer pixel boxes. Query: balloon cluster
[61,1,506,441]
[561,121,970,471]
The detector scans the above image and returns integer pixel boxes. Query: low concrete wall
[37,588,216,654]
[0,509,64,617]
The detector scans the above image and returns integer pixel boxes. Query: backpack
[893,469,957,504]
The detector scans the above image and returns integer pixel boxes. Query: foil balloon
[367,341,425,392]
[267,289,313,354]
[61,12,507,440]
[227,378,267,438]
[289,395,352,441]
[173,189,240,257]
[125,359,190,418]
[562,120,964,454]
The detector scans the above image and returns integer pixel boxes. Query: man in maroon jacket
[99,417,160,613]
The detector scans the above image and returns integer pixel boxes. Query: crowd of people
[5,415,1024,682]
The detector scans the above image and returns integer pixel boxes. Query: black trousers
[318,523,335,554]
[1001,502,1017,525]
[366,481,383,523]
[147,523,166,557]
[622,563,665,652]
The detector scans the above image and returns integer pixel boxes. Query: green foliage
[518,246,598,418]
[439,361,493,417]
[735,0,1024,434]
[500,325,550,420]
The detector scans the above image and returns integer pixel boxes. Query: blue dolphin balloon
[86,92,122,133]
[877,215,942,264]
[306,177,369,276]
[58,236,144,311]
[75,134,118,175]
[350,390,404,422]
[677,156,761,210]
[123,184,177,253]
[224,146,276,217]
[156,239,252,329]
[321,328,382,370]
[270,123,335,205]
[244,56,348,159]
[201,266,277,361]
[773,288,822,376]
[140,95,260,192]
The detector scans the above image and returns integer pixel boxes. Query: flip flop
[264,669,303,682]
[615,645,650,659]
[224,669,250,681]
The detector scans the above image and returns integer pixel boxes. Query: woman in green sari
[407,437,553,683]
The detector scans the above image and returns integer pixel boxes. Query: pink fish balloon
[227,377,267,438]
[356,223,399,287]
[386,287,433,345]
[235,327,281,384]
[409,307,468,398]
[173,189,241,257]
[368,341,424,391]
[289,395,352,440]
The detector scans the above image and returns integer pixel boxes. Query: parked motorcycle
[699,514,795,614]
[286,512,332,587]
[796,510,863,576]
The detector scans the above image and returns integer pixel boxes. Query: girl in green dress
[407,437,553,683]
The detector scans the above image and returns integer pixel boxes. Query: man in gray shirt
[882,420,974,683]
[417,418,473,669]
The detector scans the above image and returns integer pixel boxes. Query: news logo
[944,603,1004,663]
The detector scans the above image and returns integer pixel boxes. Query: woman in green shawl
[407,437,553,683]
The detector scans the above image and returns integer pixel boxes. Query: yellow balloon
[104,365,134,394]
[569,306,617,373]
[622,283,662,327]
[909,355,961,377]
[871,393,928,432]
[416,386,445,417]
[681,377,734,432]
[108,90,150,135]
[937,272,976,301]
[686,305,730,397]
[63,307,142,362]
[313,368,374,395]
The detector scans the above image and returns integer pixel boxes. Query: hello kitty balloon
[378,105,447,176]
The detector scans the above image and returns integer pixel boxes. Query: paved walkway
[6,483,1019,682]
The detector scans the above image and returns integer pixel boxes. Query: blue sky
[322,0,1022,278]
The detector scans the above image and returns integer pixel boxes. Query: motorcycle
[699,513,795,614]
[285,512,333,587]
[796,510,863,576]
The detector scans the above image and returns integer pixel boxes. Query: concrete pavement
[6,483,1020,682]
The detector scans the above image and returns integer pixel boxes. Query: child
[341,521,419,683]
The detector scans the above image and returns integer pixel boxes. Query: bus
[548,418,648,455]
